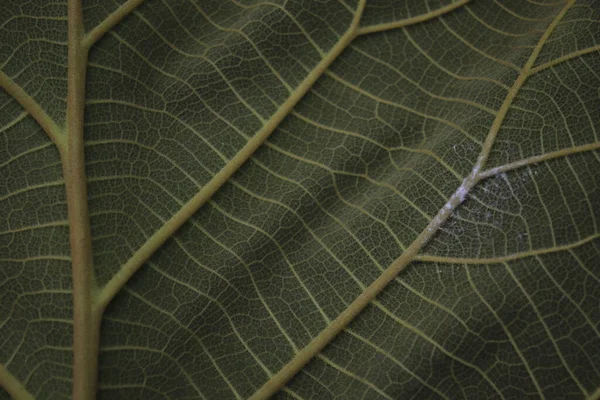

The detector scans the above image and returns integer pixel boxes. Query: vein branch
[478,142,600,180]
[416,233,599,264]
[0,71,66,151]
[356,0,471,36]
[471,0,575,175]
[0,364,34,400]
[530,45,600,75]
[82,0,147,49]
[94,0,368,314]
[249,170,474,400]
[589,386,600,400]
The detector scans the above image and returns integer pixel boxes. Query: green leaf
[1,0,600,399]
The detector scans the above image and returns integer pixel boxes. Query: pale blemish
[456,178,469,204]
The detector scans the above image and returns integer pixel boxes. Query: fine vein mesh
[1,0,600,399]
[0,98,72,396]
[0,1,72,389]
[97,2,600,400]
[83,0,358,285]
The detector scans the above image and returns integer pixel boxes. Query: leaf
[1,0,600,399]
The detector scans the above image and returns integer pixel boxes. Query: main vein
[64,1,101,399]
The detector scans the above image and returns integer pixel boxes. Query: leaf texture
[1,0,600,399]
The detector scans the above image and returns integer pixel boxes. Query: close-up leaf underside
[1,0,600,399]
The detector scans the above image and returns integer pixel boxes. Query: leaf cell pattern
[1,0,599,399]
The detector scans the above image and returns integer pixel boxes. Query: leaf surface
[1,0,600,399]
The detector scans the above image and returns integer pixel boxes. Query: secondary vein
[0,364,34,400]
[95,0,368,314]
[0,71,66,151]
[248,2,577,398]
